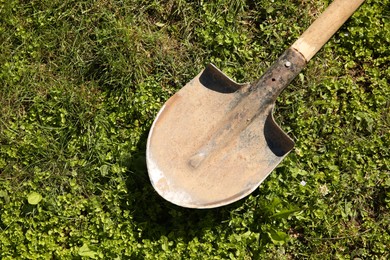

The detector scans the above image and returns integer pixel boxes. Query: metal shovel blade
[146,49,304,208]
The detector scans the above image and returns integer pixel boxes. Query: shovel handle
[292,0,365,62]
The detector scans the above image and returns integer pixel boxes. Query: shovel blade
[146,64,294,208]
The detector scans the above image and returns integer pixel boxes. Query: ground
[0,0,389,259]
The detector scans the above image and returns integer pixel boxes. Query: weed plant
[0,0,389,259]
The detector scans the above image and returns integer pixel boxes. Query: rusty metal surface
[146,48,306,208]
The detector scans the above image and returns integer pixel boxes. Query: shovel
[146,0,365,208]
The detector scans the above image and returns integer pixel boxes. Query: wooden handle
[292,0,365,62]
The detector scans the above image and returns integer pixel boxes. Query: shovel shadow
[199,64,244,94]
[123,113,291,245]
[264,112,295,157]
[124,129,245,243]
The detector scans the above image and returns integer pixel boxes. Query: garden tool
[146,0,365,208]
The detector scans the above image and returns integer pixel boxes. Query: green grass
[1,0,389,259]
